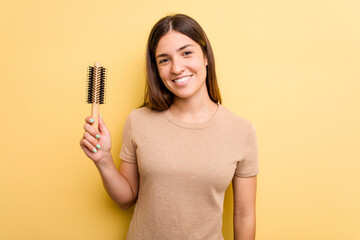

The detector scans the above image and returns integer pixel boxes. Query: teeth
[174,76,191,83]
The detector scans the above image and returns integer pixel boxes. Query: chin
[172,83,207,100]
[173,90,197,100]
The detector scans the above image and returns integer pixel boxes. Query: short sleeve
[235,122,259,177]
[119,112,137,164]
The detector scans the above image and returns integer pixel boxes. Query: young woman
[80,14,259,240]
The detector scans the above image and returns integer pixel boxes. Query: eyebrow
[155,44,194,59]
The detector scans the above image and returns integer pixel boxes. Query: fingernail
[96,144,101,149]
[92,148,97,153]
[96,134,100,139]
[89,118,94,123]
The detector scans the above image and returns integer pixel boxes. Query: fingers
[81,115,108,155]
[81,135,101,153]
[85,115,108,135]
[85,116,96,125]
[80,122,102,152]
[83,121,100,140]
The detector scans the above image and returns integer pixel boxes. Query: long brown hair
[141,14,222,111]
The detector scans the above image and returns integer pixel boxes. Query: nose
[170,58,185,75]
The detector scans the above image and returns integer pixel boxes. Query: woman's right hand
[79,115,112,164]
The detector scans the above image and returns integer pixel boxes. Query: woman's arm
[232,175,257,240]
[80,115,139,210]
[94,154,139,210]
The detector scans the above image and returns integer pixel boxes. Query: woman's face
[155,31,208,101]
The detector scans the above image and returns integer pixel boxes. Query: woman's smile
[172,75,192,86]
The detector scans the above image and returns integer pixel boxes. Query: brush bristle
[86,66,107,104]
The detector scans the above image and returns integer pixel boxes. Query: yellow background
[1,0,359,239]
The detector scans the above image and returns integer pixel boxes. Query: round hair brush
[86,62,107,131]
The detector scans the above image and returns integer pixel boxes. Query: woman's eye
[183,51,192,56]
[159,58,169,64]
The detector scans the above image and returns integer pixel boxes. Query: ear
[204,55,208,66]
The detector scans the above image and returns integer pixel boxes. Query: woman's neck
[169,94,218,123]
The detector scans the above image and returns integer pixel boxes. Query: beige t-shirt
[120,104,259,240]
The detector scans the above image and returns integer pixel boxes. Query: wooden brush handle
[91,103,99,131]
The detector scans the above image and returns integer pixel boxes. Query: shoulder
[219,105,254,132]
[125,106,165,127]
[129,106,151,116]
[128,106,161,118]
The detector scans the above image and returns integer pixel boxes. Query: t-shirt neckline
[163,104,222,129]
